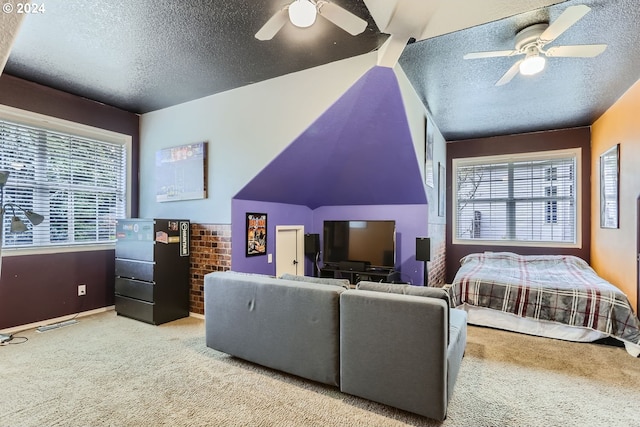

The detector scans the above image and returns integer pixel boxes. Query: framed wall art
[246,212,267,256]
[155,142,207,202]
[600,143,620,229]
[424,116,434,188]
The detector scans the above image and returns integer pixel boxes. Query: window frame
[451,148,582,249]
[0,104,132,255]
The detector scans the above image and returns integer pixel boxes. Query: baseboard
[0,306,115,336]
[189,312,205,320]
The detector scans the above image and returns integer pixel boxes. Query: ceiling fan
[463,4,607,86]
[255,0,368,41]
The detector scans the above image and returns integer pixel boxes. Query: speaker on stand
[304,233,320,277]
[416,237,431,286]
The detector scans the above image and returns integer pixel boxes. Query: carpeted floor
[1,311,638,426]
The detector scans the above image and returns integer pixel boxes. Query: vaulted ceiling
[2,0,639,141]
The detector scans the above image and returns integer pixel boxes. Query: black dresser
[115,218,190,325]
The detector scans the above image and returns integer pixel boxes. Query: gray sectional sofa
[204,271,467,420]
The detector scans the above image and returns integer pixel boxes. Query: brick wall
[189,223,232,314]
[427,223,446,287]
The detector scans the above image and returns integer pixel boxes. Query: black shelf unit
[115,218,190,325]
[320,266,401,285]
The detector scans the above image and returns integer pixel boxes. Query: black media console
[319,266,401,285]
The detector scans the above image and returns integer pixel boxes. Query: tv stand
[320,266,401,285]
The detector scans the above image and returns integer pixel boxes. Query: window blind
[1,119,126,248]
[454,151,578,245]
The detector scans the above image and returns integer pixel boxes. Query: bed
[447,252,640,357]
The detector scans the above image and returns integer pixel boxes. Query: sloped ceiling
[234,66,426,209]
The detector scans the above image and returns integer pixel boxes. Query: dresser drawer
[115,295,155,324]
[115,277,154,302]
[115,240,155,261]
[115,258,155,282]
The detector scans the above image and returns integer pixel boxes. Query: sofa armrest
[339,290,449,420]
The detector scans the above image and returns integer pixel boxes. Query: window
[453,149,580,247]
[1,108,129,249]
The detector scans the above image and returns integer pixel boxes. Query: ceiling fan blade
[255,9,288,40]
[464,50,518,60]
[545,44,607,58]
[495,59,523,86]
[318,1,367,35]
[539,4,591,44]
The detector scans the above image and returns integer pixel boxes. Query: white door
[275,225,304,277]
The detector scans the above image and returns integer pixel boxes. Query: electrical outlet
[78,284,86,296]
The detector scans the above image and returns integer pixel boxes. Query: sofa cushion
[447,308,468,402]
[280,273,350,289]
[205,271,345,386]
[356,281,451,306]
[356,281,452,344]
[340,289,449,420]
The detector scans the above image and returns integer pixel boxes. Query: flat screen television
[322,220,396,269]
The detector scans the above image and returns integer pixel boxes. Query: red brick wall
[427,223,446,286]
[189,224,232,314]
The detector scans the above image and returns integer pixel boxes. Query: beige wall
[591,78,640,312]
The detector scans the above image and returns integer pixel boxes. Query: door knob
[292,259,298,265]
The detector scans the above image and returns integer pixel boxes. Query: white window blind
[1,119,126,248]
[453,149,579,246]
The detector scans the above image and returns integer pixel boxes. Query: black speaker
[304,233,320,255]
[416,237,431,262]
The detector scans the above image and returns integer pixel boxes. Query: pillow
[356,281,450,307]
[279,273,350,289]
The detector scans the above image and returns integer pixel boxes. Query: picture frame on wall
[438,162,445,217]
[600,143,620,229]
[246,213,267,256]
[424,116,434,188]
[155,141,207,202]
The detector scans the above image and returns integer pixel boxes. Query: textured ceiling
[3,0,640,141]
[400,0,640,140]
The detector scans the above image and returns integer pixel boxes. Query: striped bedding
[448,252,640,350]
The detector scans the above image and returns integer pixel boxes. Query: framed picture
[424,116,434,188]
[246,213,267,256]
[438,162,445,217]
[155,142,207,202]
[600,144,620,229]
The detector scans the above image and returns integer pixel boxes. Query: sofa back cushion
[356,281,451,343]
[280,273,350,289]
[356,281,451,306]
[205,271,345,386]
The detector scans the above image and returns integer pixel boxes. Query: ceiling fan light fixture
[288,0,317,28]
[519,52,546,76]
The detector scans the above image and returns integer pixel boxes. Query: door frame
[275,225,305,277]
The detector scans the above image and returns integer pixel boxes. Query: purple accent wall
[0,75,139,330]
[232,199,312,275]
[313,205,428,286]
[234,67,426,208]
[231,67,430,283]
[231,201,428,285]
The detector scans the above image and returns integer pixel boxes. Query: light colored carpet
[1,311,638,427]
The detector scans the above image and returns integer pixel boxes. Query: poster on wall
[155,142,207,202]
[424,116,434,188]
[246,213,267,257]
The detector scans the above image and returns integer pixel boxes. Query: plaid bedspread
[448,252,640,346]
